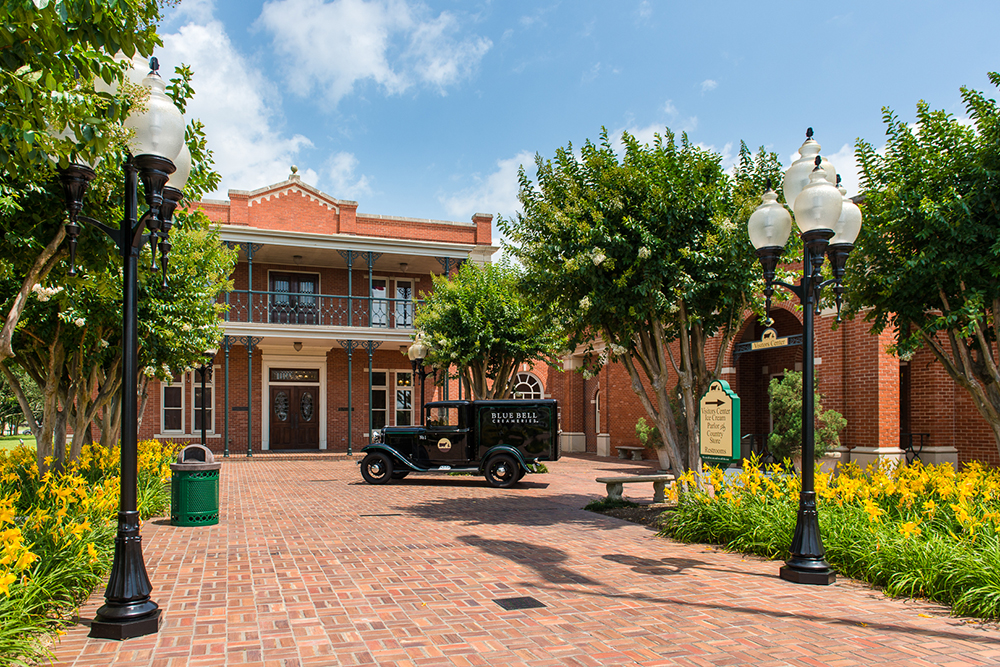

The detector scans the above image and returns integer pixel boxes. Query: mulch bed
[589,503,674,529]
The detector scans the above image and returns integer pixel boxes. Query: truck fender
[478,445,531,474]
[359,444,427,472]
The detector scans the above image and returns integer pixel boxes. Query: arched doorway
[733,308,804,443]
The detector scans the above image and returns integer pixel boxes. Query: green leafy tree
[850,73,1000,458]
[502,129,778,472]
[0,0,165,360]
[766,370,846,462]
[414,260,565,399]
[0,53,235,471]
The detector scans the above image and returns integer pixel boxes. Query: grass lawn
[0,434,35,450]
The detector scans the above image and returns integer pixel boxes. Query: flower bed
[661,458,1000,618]
[0,441,177,665]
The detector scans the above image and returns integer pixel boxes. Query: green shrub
[635,417,662,448]
[767,370,845,461]
[662,458,1000,618]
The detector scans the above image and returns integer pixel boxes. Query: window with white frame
[395,371,413,425]
[371,279,388,327]
[513,372,543,399]
[161,373,185,433]
[394,279,413,328]
[371,371,387,429]
[192,366,215,433]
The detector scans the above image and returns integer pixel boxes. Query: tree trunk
[0,228,66,362]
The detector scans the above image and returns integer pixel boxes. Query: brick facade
[146,171,1000,465]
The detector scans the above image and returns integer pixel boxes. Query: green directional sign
[699,379,741,466]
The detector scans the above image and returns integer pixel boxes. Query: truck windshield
[426,406,463,428]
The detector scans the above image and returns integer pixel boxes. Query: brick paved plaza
[53,454,1000,666]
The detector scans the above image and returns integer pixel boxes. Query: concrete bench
[615,445,645,460]
[596,474,675,503]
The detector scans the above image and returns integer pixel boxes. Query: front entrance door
[270,385,320,450]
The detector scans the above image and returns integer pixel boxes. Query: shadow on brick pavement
[52,453,1000,666]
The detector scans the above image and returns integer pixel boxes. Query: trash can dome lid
[177,443,215,465]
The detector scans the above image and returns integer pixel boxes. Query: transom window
[513,372,543,400]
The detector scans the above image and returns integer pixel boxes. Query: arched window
[513,372,543,399]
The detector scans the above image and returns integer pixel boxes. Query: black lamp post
[746,129,863,586]
[407,333,429,425]
[199,348,218,447]
[56,58,190,638]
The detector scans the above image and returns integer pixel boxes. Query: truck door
[424,404,471,464]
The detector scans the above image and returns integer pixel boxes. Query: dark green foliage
[850,72,1000,456]
[766,370,846,461]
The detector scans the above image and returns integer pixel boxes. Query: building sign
[269,368,320,382]
[733,328,803,360]
[751,328,791,351]
[699,380,740,465]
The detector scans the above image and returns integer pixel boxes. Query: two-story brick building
[141,169,999,468]
[138,169,498,454]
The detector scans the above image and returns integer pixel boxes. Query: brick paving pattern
[53,454,1000,666]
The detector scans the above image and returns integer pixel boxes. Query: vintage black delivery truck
[358,399,560,488]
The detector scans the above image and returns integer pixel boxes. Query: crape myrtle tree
[501,129,779,472]
[849,72,1000,458]
[414,259,566,400]
[0,0,237,471]
[0,0,164,360]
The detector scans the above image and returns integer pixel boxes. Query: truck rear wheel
[485,454,520,488]
[361,452,393,485]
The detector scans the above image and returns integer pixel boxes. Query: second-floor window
[270,272,319,324]
[395,279,413,328]
[371,279,388,327]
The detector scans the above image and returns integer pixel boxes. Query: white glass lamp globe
[783,129,838,207]
[124,69,185,163]
[748,188,793,250]
[793,160,844,234]
[166,143,192,191]
[47,124,101,170]
[407,336,428,362]
[831,181,863,245]
[93,53,151,96]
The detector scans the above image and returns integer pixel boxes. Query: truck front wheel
[361,452,393,485]
[485,454,520,488]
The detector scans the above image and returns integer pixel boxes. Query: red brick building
[141,170,997,467]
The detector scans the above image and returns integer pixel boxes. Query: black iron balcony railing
[222,289,421,328]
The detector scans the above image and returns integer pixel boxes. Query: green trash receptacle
[171,444,221,526]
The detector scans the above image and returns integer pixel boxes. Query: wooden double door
[270,385,319,450]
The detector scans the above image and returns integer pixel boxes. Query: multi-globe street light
[746,128,863,585]
[56,57,190,638]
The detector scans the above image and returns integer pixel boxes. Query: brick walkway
[53,454,1000,666]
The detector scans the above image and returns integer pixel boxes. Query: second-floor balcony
[223,289,423,329]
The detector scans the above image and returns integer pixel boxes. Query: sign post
[699,380,741,466]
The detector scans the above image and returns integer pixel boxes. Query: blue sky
[157,0,999,229]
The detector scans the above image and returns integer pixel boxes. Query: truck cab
[360,399,560,488]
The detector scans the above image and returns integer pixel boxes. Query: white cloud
[824,143,861,198]
[326,152,372,200]
[158,15,316,197]
[258,0,491,105]
[439,151,534,223]
[701,78,718,93]
[638,1,652,19]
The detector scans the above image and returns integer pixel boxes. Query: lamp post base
[779,564,836,586]
[89,608,162,640]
